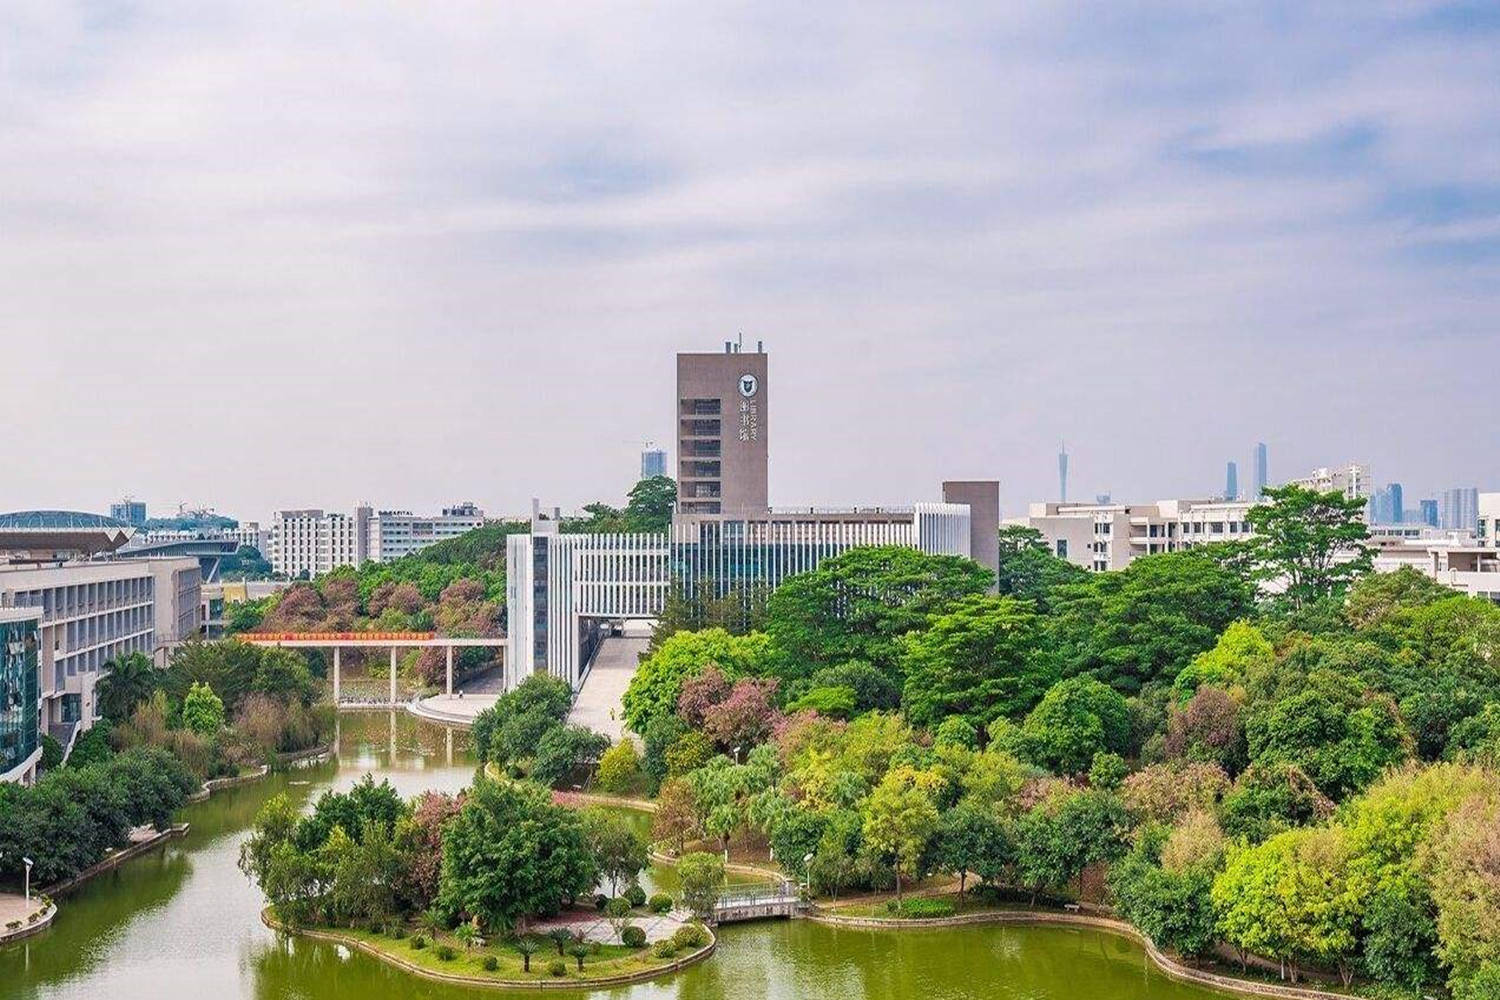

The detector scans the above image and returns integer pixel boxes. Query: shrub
[594,739,644,794]
[5,920,19,931]
[672,923,710,950]
[548,960,567,977]
[648,893,673,914]
[652,940,678,959]
[593,893,610,911]
[388,924,407,939]
[411,935,427,950]
[621,925,647,948]
[435,945,456,961]
[604,897,632,918]
[625,885,648,908]
[482,955,499,972]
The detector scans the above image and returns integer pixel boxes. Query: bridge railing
[716,882,797,905]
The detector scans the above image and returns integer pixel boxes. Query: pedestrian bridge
[713,883,801,923]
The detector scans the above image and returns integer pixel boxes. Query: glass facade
[0,615,40,775]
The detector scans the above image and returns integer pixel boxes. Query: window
[1055,539,1068,559]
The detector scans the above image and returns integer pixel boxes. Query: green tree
[181,681,226,736]
[594,739,644,794]
[1212,826,1360,985]
[1014,788,1128,900]
[581,808,648,896]
[1108,842,1218,958]
[651,778,698,854]
[1244,670,1411,800]
[765,546,993,682]
[1171,620,1273,699]
[530,725,610,788]
[995,525,1088,609]
[94,651,160,722]
[623,476,677,532]
[1016,677,1132,774]
[1049,550,1253,694]
[676,852,726,920]
[1245,484,1373,611]
[786,660,901,715]
[1421,786,1500,996]
[936,802,1011,896]
[862,767,940,904]
[620,628,772,735]
[438,777,597,933]
[899,594,1058,730]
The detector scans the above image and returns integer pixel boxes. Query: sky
[2,1,1497,522]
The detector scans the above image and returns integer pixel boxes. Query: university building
[507,345,998,691]
[0,511,202,784]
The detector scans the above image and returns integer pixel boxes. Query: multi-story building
[1420,499,1440,527]
[0,607,42,785]
[1288,463,1371,501]
[1441,487,1480,532]
[508,500,974,691]
[640,448,667,480]
[676,343,768,515]
[1370,483,1405,525]
[110,498,147,528]
[270,508,362,578]
[1253,443,1268,498]
[508,342,997,690]
[1225,462,1239,501]
[0,512,204,777]
[364,503,486,563]
[1023,498,1256,573]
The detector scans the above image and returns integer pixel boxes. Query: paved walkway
[529,908,690,944]
[0,892,45,928]
[567,636,647,742]
[408,692,499,726]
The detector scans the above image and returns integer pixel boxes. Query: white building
[0,557,202,763]
[270,509,362,578]
[1023,498,1256,572]
[507,501,974,692]
[365,503,486,563]
[1287,463,1372,501]
[1441,487,1480,532]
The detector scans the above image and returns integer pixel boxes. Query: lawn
[322,923,707,984]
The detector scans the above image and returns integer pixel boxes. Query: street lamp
[801,852,815,897]
[22,857,33,902]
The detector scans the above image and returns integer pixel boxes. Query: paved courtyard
[0,892,47,935]
[529,907,691,944]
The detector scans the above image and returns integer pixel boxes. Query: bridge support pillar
[446,645,454,696]
[389,648,397,706]
[332,647,341,704]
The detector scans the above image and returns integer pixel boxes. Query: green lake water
[0,712,1233,1000]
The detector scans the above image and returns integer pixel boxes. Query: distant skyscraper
[640,446,666,479]
[1441,487,1480,532]
[1254,442,1268,497]
[109,498,146,527]
[1370,484,1405,524]
[1420,499,1440,527]
[1058,444,1069,503]
[1225,461,1239,501]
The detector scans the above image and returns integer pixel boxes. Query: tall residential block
[1058,445,1069,503]
[110,498,147,527]
[1254,442,1268,497]
[1225,461,1239,501]
[1420,499,1440,527]
[676,343,768,514]
[640,447,667,479]
[1441,487,1480,532]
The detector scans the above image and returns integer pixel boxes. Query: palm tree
[455,924,477,950]
[547,928,573,955]
[568,942,590,970]
[95,652,159,722]
[418,907,445,937]
[515,938,539,973]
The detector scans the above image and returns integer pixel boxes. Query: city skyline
[3,5,1498,520]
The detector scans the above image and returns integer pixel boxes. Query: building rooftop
[0,510,136,558]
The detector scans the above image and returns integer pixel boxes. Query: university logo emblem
[739,374,758,397]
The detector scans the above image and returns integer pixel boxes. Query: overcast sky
[3,2,1497,522]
